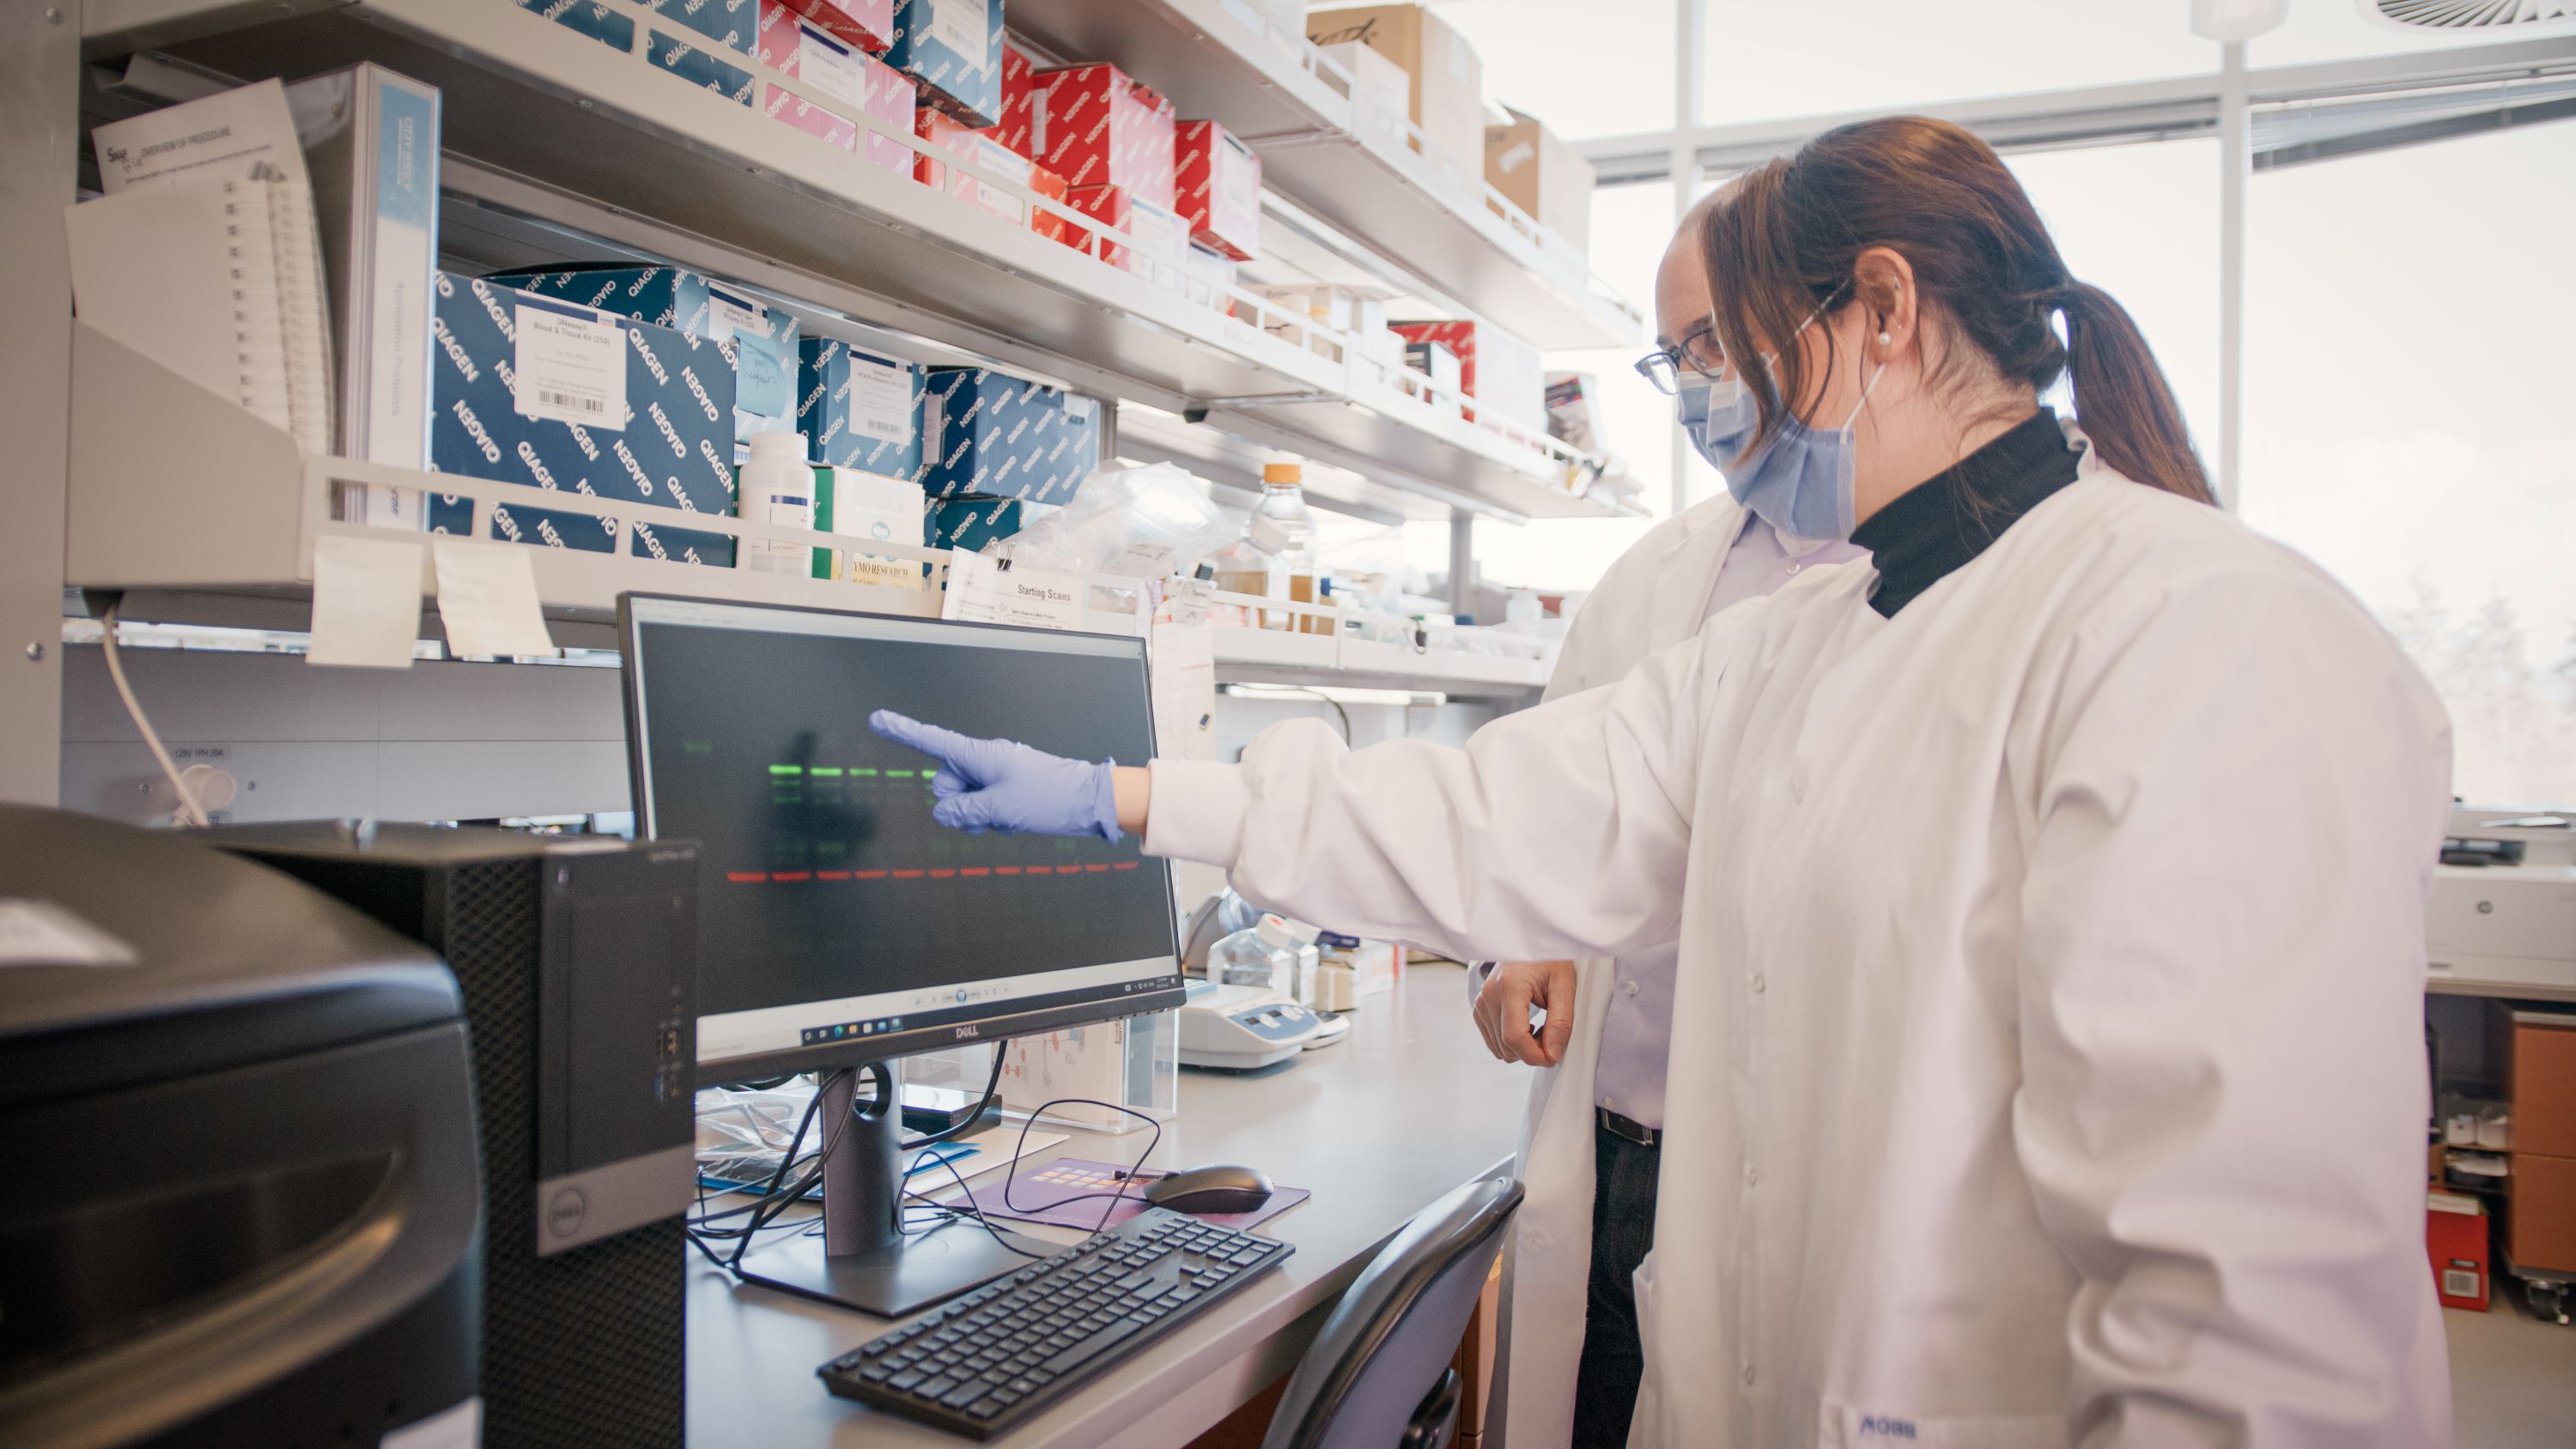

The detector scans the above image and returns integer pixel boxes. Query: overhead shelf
[1204,592,1552,697]
[995,0,1643,351]
[67,318,1563,702]
[1255,119,1641,353]
[64,324,963,638]
[1206,367,1631,521]
[117,0,1619,524]
[150,0,1337,407]
[1211,626,1550,698]
[1003,0,1348,144]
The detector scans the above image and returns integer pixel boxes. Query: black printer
[0,806,482,1448]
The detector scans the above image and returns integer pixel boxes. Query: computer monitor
[619,591,1187,1313]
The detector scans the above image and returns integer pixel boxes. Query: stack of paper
[75,79,334,457]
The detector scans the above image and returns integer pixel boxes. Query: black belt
[1596,1106,1661,1149]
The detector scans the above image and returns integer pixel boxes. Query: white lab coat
[1491,491,1754,1449]
[1148,468,2456,1447]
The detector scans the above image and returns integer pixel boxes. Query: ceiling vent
[2360,1,2576,33]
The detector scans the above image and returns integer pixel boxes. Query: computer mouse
[1143,1164,1275,1216]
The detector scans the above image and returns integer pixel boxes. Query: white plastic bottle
[737,430,814,575]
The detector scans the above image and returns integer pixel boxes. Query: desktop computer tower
[211,822,699,1448]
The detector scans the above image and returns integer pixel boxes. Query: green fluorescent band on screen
[885,769,917,779]
[809,767,844,777]
[849,768,878,777]
[768,765,803,776]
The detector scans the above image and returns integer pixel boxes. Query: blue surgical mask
[1682,300,1886,542]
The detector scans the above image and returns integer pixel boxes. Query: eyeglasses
[1638,283,1856,396]
[1634,320,1728,397]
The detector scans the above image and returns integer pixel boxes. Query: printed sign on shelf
[940,549,1085,631]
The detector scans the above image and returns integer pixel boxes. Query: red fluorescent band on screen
[892,870,927,879]
[855,870,890,880]
[772,871,813,882]
[1083,864,1110,873]
[725,871,767,883]
[817,871,852,881]
[1112,862,1139,870]
[928,869,958,879]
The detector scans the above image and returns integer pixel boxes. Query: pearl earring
[1877,331,1893,345]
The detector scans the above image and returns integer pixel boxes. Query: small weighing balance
[1177,979,1327,1070]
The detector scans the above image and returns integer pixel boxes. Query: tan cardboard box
[1308,4,1485,185]
[1485,106,1595,255]
[1451,1252,1504,1436]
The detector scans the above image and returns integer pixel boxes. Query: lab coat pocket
[1819,1401,2061,1449]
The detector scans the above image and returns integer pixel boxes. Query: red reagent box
[1032,64,1176,209]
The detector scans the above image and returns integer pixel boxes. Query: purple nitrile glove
[868,710,1123,842]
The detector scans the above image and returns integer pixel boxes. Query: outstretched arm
[876,623,1728,964]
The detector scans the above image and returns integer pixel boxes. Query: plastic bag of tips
[996,462,1239,581]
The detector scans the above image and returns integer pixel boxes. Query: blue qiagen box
[515,0,635,48]
[647,24,757,104]
[484,264,801,456]
[426,271,739,567]
[921,367,1099,504]
[928,496,1045,553]
[884,0,1002,128]
[798,336,926,480]
[515,0,759,110]
[639,0,756,53]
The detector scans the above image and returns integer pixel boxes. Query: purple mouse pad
[939,1157,1309,1233]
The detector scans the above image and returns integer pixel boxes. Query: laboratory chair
[1260,1174,1525,1449]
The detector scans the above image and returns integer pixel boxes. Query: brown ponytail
[2057,281,2213,503]
[1700,116,2215,506]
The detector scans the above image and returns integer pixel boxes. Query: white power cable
[99,598,210,828]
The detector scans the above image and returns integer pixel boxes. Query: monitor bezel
[617,590,1187,1085]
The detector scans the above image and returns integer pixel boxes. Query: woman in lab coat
[878,116,2455,1446]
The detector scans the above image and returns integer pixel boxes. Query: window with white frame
[2241,119,2576,809]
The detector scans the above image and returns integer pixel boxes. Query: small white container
[737,430,814,576]
[820,466,927,588]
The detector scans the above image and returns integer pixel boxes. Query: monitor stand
[735,1060,1048,1317]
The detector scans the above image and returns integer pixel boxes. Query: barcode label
[513,304,628,432]
[2444,1270,2479,1298]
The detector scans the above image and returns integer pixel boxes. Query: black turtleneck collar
[1849,409,2082,618]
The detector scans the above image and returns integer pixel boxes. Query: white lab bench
[686,962,1525,1446]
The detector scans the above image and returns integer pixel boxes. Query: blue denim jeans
[1575,1124,1661,1447]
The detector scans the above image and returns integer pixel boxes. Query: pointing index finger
[869,709,969,766]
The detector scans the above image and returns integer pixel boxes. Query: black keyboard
[818,1207,1293,1438]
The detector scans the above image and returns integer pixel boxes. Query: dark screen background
[635,619,1176,1019]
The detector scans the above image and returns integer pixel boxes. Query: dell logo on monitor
[954,1024,981,1040]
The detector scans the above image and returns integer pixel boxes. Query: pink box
[758,1,916,174]
[1176,118,1260,261]
[767,0,893,52]
[762,82,860,150]
[916,106,1055,227]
